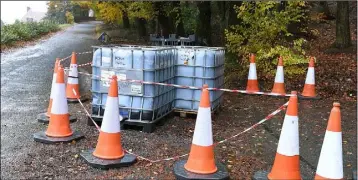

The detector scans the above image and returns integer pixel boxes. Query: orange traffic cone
[173,84,229,180]
[33,66,84,143]
[271,56,286,94]
[315,102,343,179]
[66,52,82,103]
[246,54,260,92]
[300,57,320,99]
[80,75,136,169]
[37,59,59,123]
[267,91,301,180]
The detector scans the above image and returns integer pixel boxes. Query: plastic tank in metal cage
[174,46,225,112]
[91,45,176,126]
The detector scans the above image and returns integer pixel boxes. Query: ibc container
[174,46,225,111]
[91,46,176,123]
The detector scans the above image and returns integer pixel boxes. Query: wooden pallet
[173,106,221,118]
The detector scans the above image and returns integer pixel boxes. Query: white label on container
[102,57,111,64]
[131,85,142,94]
[118,73,126,80]
[101,70,114,87]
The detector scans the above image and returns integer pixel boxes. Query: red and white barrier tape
[78,62,92,67]
[73,88,289,163]
[59,51,92,63]
[72,89,101,131]
[77,71,295,97]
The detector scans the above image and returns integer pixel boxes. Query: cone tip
[108,75,118,97]
[278,56,283,66]
[291,91,297,95]
[309,57,315,67]
[199,84,210,108]
[333,102,340,107]
[250,53,255,63]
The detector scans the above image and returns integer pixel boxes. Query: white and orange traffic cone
[34,66,84,144]
[300,57,320,99]
[315,102,343,179]
[173,84,229,180]
[66,52,86,103]
[246,54,260,92]
[253,91,301,180]
[271,56,286,95]
[37,58,77,123]
[80,75,136,169]
[37,58,59,123]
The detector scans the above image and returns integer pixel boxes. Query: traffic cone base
[301,84,315,97]
[80,149,136,169]
[45,114,73,137]
[33,130,84,144]
[93,131,125,160]
[174,160,229,180]
[272,83,285,94]
[268,154,301,180]
[66,84,80,99]
[184,144,217,174]
[247,79,260,92]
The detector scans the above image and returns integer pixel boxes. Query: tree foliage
[225,1,308,77]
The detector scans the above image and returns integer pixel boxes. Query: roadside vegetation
[1,20,60,46]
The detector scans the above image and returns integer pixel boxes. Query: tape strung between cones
[80,75,136,169]
[33,66,84,144]
[77,71,296,97]
[74,84,288,164]
[58,51,93,64]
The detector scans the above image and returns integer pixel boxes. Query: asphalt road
[1,21,101,179]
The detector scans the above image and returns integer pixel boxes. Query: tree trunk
[122,10,130,29]
[319,2,335,20]
[334,1,351,49]
[135,18,147,37]
[154,2,171,37]
[228,1,242,26]
[172,1,185,36]
[196,1,212,46]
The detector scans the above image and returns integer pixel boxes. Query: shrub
[225,1,308,78]
[65,11,75,24]
[1,20,59,45]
